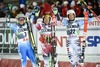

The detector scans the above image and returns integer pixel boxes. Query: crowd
[0,0,100,18]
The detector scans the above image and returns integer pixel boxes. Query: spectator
[55,1,62,16]
[10,6,18,18]
[0,3,2,8]
[96,0,100,16]
[0,0,99,17]
[3,6,11,16]
[33,2,38,7]
[32,1,38,9]
[18,4,26,14]
[40,2,52,17]
[0,9,5,17]
[25,5,32,17]
[61,1,69,17]
[70,0,81,17]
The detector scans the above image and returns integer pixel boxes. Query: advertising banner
[36,17,100,55]
[0,17,100,55]
[0,20,17,53]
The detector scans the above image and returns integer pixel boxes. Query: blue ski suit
[6,22,37,67]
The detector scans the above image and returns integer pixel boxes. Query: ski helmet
[43,13,51,18]
[67,9,76,16]
[43,13,51,22]
[16,13,26,23]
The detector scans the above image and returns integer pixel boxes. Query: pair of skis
[80,10,89,67]
[50,14,58,67]
[81,0,100,67]
[79,0,100,21]
[6,14,41,66]
[26,16,41,67]
[27,13,58,67]
[81,0,100,21]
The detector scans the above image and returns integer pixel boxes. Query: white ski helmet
[67,9,76,16]
[16,13,26,19]
[16,13,26,23]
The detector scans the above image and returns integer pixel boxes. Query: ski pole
[2,24,6,53]
[1,14,10,53]
[9,28,12,53]
[7,15,12,53]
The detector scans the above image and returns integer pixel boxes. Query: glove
[89,13,93,18]
[36,23,41,30]
[6,14,10,23]
[31,10,35,15]
[52,7,58,15]
[29,14,35,23]
[34,6,40,17]
[39,34,45,43]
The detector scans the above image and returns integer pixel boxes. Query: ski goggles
[18,17,26,21]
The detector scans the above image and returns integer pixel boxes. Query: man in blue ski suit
[6,13,38,67]
[62,9,93,67]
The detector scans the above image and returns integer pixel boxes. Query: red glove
[44,43,53,53]
[39,34,45,43]
[49,44,53,53]
[36,23,41,30]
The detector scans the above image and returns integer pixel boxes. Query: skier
[6,13,38,67]
[36,13,58,67]
[62,9,93,67]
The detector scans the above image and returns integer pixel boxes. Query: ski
[51,13,57,67]
[26,17,41,67]
[81,10,89,67]
[81,0,100,21]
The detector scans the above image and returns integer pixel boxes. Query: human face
[68,13,75,21]
[43,17,50,24]
[18,17,25,25]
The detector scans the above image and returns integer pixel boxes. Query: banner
[0,20,17,53]
[36,17,100,55]
[0,17,100,55]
